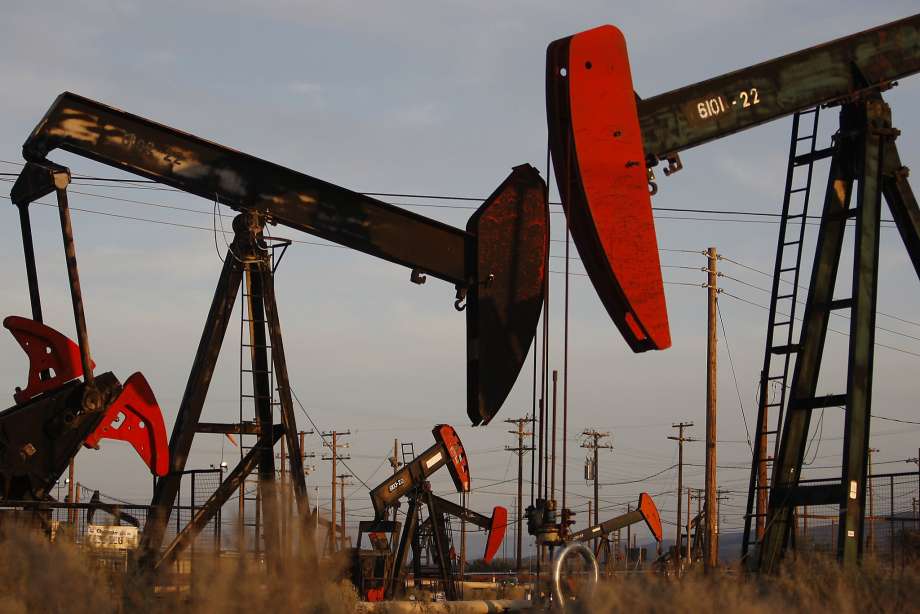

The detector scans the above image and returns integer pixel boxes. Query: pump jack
[8,94,551,566]
[546,15,920,570]
[568,492,662,569]
[1,161,170,506]
[352,425,506,601]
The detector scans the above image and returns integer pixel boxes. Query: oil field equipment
[546,15,920,570]
[568,492,662,569]
[353,425,506,601]
[2,158,170,505]
[7,83,680,569]
[8,94,549,567]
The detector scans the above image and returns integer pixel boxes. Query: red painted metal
[85,372,170,476]
[483,505,508,563]
[638,491,663,543]
[3,315,94,404]
[433,424,470,493]
[366,587,385,602]
[547,26,671,351]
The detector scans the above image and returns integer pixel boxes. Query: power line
[716,302,753,451]
[0,169,901,225]
[718,253,920,329]
[719,290,920,358]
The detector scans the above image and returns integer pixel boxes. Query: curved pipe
[551,542,599,611]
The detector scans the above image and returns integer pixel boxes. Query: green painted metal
[839,98,887,565]
[882,140,920,279]
[758,107,855,573]
[636,15,920,160]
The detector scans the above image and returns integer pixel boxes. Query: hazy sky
[1,2,918,556]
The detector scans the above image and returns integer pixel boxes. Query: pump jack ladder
[547,15,920,570]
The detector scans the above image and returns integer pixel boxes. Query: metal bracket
[662,152,683,176]
[410,269,427,285]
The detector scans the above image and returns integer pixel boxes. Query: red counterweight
[4,315,94,403]
[638,491,663,543]
[483,505,508,563]
[547,26,671,352]
[84,372,170,477]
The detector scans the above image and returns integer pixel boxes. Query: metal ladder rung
[771,320,792,327]
[793,147,834,166]
[770,344,801,355]
[779,266,797,273]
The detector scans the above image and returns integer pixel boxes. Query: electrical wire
[716,302,753,451]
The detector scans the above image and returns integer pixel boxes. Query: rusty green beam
[638,14,920,160]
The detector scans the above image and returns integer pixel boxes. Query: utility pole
[321,430,350,554]
[581,429,612,551]
[337,473,352,551]
[505,417,534,573]
[686,487,692,562]
[668,422,695,569]
[705,246,719,572]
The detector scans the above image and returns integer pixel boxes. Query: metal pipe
[55,185,94,384]
[16,204,43,324]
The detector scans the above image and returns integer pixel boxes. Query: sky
[1,2,918,559]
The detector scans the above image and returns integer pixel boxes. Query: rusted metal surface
[547,26,671,352]
[18,93,550,426]
[0,372,121,500]
[22,92,469,284]
[637,15,920,160]
[466,165,548,425]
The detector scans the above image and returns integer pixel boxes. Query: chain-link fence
[0,468,224,568]
[791,471,920,564]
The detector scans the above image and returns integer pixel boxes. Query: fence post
[889,475,895,567]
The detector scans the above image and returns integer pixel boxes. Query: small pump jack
[568,492,663,570]
[351,425,506,602]
[525,493,661,606]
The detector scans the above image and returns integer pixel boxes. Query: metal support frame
[758,94,920,571]
[382,487,459,600]
[139,211,313,568]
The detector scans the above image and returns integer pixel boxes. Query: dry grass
[0,529,917,613]
[583,556,920,614]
